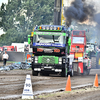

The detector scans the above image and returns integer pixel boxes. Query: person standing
[2,51,9,66]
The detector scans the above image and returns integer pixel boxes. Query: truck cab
[29,25,70,77]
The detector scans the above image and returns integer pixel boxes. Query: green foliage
[0,0,54,46]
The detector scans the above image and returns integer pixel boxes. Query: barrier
[7,51,25,62]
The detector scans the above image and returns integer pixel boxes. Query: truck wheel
[61,68,67,77]
[32,70,38,76]
[61,68,65,77]
[70,68,74,77]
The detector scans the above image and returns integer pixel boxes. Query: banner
[33,43,65,47]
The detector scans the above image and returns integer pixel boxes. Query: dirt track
[0,68,100,100]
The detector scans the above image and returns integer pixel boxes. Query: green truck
[28,25,73,77]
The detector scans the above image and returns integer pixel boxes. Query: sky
[0,0,8,6]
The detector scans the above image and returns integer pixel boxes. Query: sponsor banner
[71,47,84,52]
[33,43,65,47]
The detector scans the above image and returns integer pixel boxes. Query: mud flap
[78,62,83,73]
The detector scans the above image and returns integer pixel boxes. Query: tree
[0,0,54,46]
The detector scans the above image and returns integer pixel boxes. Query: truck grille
[42,57,55,64]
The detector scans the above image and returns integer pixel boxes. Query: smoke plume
[64,0,95,26]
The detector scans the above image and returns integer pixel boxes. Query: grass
[8,87,100,100]
[34,90,71,99]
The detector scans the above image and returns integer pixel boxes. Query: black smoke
[64,0,95,26]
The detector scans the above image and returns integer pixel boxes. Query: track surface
[0,69,100,100]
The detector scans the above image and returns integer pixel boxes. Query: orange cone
[65,75,71,91]
[94,74,99,87]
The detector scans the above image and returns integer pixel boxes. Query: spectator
[2,51,9,66]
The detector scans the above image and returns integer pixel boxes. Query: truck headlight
[59,57,62,62]
[35,56,38,61]
[59,62,62,64]
[46,27,49,30]
[63,59,65,63]
[35,60,38,63]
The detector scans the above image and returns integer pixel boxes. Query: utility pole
[53,0,62,25]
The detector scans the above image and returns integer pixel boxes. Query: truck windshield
[34,34,65,44]
[72,37,84,44]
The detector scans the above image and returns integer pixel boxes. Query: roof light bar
[57,27,60,30]
[39,26,42,29]
[43,27,45,30]
[54,27,57,30]
[50,26,53,30]
[38,26,62,31]
[46,27,49,30]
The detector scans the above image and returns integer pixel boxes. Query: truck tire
[32,70,38,76]
[61,68,66,77]
[91,57,96,69]
[70,68,74,77]
[61,64,67,77]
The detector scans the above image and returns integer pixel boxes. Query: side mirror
[28,35,31,44]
